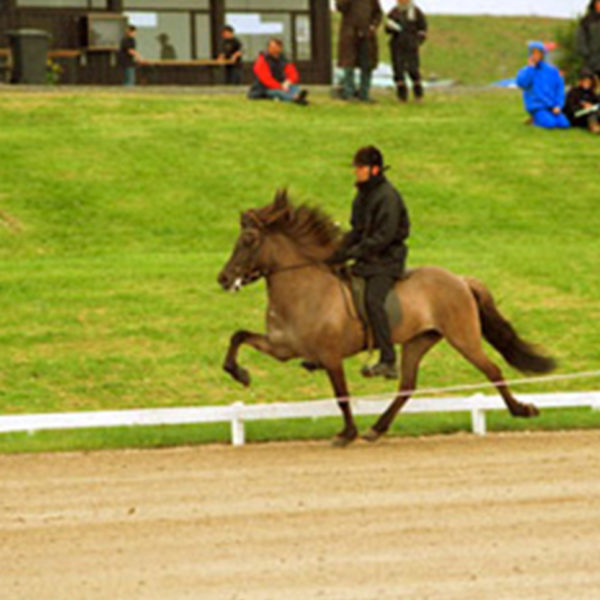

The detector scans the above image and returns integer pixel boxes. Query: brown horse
[217,190,555,446]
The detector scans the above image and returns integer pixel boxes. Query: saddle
[338,268,405,347]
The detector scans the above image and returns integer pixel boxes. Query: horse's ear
[241,209,264,230]
[273,188,289,210]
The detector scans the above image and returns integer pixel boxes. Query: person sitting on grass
[516,41,569,130]
[248,38,309,105]
[564,68,600,134]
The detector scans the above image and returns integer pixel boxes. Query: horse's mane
[243,189,342,260]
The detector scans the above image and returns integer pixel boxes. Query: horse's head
[217,190,290,292]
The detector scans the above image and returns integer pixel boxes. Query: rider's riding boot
[361,361,398,379]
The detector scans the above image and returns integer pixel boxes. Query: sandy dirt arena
[1,430,599,600]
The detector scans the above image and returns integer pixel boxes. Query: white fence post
[231,401,245,447]
[470,394,487,436]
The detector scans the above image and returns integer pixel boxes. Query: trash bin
[6,29,51,84]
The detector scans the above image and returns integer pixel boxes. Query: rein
[263,261,320,277]
[264,261,363,326]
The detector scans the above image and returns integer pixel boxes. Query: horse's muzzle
[217,271,240,292]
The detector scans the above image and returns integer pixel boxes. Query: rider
[326,145,410,379]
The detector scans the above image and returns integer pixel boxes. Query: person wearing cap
[326,146,410,379]
[248,38,309,105]
[564,68,600,133]
[516,41,569,129]
[576,0,600,78]
[385,0,428,102]
[336,0,383,102]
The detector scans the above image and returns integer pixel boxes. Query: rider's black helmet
[352,145,389,171]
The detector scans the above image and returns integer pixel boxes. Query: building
[0,0,331,85]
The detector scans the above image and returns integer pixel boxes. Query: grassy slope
[0,89,598,428]
[332,14,569,84]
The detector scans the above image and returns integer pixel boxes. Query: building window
[124,11,194,60]
[16,0,108,6]
[226,0,308,9]
[123,0,209,8]
[295,14,311,60]
[226,12,293,60]
[194,13,211,60]
[16,0,89,6]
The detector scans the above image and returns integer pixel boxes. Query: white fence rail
[1,391,599,446]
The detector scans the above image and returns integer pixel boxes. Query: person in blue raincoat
[516,41,569,130]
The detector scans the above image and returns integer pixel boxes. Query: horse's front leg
[223,329,293,387]
[325,364,358,447]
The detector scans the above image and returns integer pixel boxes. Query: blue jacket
[516,60,565,113]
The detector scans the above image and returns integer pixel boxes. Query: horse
[217,190,556,446]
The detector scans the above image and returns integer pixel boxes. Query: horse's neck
[261,234,311,271]
[262,235,335,307]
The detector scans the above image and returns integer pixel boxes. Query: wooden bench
[138,58,237,85]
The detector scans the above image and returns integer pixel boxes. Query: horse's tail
[465,277,556,374]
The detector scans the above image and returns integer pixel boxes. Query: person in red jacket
[248,38,309,105]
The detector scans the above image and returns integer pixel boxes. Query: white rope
[356,370,600,402]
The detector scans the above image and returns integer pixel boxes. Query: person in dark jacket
[336,0,383,102]
[516,41,569,129]
[219,25,243,85]
[564,68,600,133]
[576,0,600,77]
[326,146,410,379]
[118,26,142,87]
[248,38,308,105]
[385,0,428,102]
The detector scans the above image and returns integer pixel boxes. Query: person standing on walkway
[336,0,383,102]
[219,25,243,85]
[385,0,428,102]
[119,26,143,87]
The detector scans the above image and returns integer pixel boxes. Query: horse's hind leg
[448,338,539,418]
[364,331,442,442]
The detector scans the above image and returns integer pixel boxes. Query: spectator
[564,68,600,133]
[385,0,428,102]
[576,0,600,78]
[516,41,569,130]
[219,25,243,85]
[118,25,142,87]
[336,0,382,102]
[248,38,308,105]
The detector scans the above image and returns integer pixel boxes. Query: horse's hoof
[362,427,384,443]
[223,363,251,387]
[236,367,251,387]
[331,431,358,448]
[512,403,540,418]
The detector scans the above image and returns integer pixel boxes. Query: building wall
[0,0,331,85]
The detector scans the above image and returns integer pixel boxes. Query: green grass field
[0,82,599,452]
